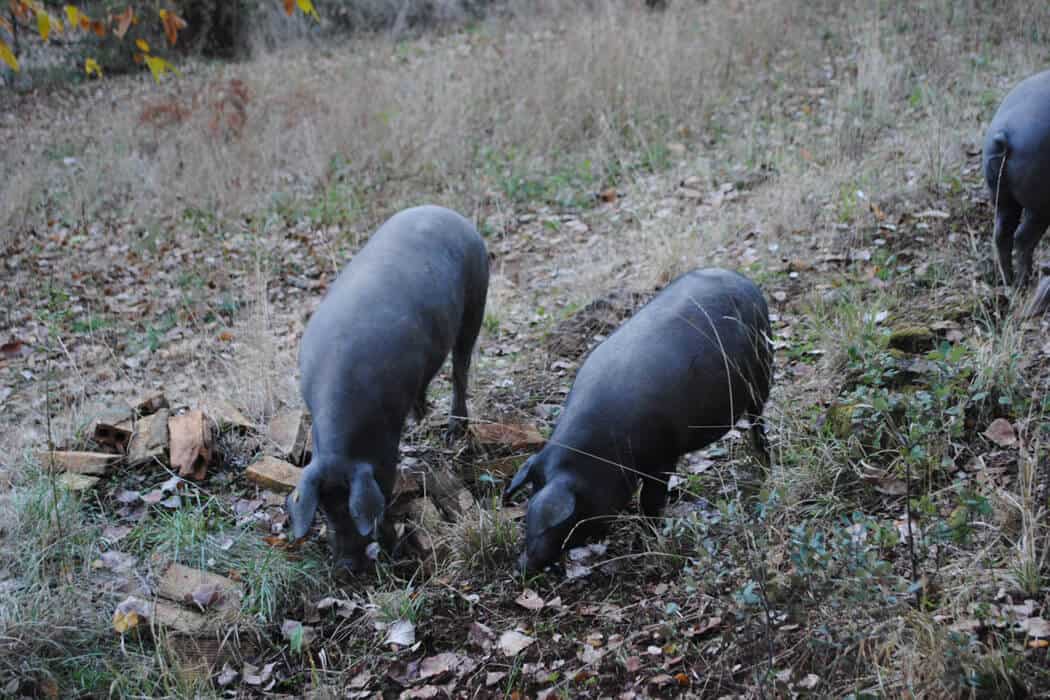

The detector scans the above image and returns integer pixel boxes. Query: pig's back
[553,268,771,462]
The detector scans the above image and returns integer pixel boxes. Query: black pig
[984,69,1050,287]
[286,205,489,572]
[504,268,772,573]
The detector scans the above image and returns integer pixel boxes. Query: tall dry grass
[3,0,1047,240]
[0,1,809,236]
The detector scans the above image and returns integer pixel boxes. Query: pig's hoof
[444,421,467,445]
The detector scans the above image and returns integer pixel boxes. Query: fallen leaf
[686,458,715,474]
[499,629,536,657]
[317,596,357,618]
[984,418,1018,448]
[99,550,137,573]
[234,498,263,515]
[159,475,182,493]
[112,596,150,633]
[159,495,181,509]
[515,589,545,611]
[565,562,591,580]
[0,339,29,359]
[385,619,416,647]
[114,489,141,504]
[101,525,132,543]
[348,670,371,689]
[798,673,820,689]
[577,644,603,664]
[568,542,607,560]
[187,583,224,610]
[625,656,642,672]
[215,663,238,686]
[242,661,276,686]
[873,479,908,496]
[468,621,495,650]
[485,671,507,686]
[142,490,164,504]
[419,652,460,680]
[1021,617,1050,638]
[1004,600,1037,619]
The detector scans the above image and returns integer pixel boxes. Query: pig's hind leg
[411,388,429,423]
[748,414,771,467]
[1013,208,1050,289]
[639,472,672,517]
[447,300,486,439]
[992,195,1022,286]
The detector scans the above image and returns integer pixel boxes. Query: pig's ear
[350,468,385,538]
[531,482,576,531]
[504,454,542,500]
[286,462,321,540]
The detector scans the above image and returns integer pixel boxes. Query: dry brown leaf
[515,589,545,611]
[983,418,1017,448]
[499,629,536,657]
[468,621,495,650]
[0,339,29,359]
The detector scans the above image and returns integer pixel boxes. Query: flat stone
[58,472,101,490]
[246,456,302,492]
[156,562,243,619]
[127,409,170,467]
[204,398,254,432]
[268,410,309,464]
[36,450,119,475]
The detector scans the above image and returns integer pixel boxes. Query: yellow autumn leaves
[1,2,319,81]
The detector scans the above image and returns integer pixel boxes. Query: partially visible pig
[984,69,1050,287]
[504,268,772,573]
[286,205,489,572]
